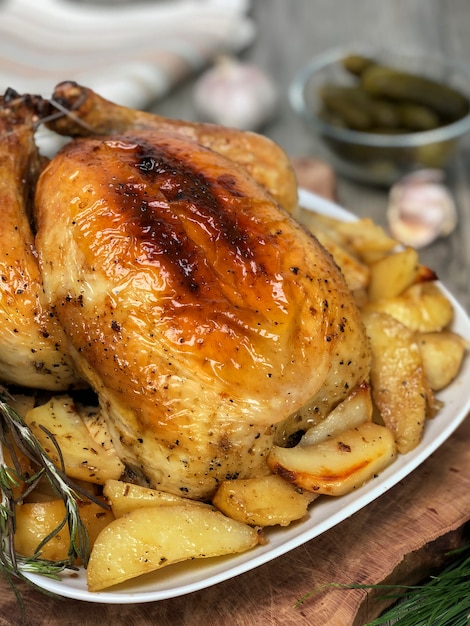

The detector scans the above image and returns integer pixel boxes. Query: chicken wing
[46,81,298,215]
[35,128,369,499]
[0,90,80,390]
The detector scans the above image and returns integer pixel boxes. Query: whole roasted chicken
[4,83,370,500]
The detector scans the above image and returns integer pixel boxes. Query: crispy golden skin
[0,91,80,390]
[35,129,369,498]
[46,81,298,214]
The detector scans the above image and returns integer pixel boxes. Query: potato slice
[212,474,317,527]
[87,505,261,591]
[300,381,372,447]
[312,229,370,293]
[368,247,419,301]
[362,311,428,453]
[335,218,397,254]
[15,498,114,562]
[362,282,454,332]
[267,422,396,496]
[103,479,211,518]
[299,211,397,263]
[24,396,124,484]
[418,330,468,390]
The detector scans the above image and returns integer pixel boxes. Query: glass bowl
[289,46,470,185]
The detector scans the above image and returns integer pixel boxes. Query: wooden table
[2,1,470,624]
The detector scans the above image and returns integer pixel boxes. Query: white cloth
[0,0,255,109]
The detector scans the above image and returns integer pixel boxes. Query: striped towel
[0,0,255,109]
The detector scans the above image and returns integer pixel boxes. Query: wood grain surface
[2,2,469,625]
[1,415,468,626]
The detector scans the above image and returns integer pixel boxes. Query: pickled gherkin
[361,64,469,122]
[342,54,374,76]
[309,52,470,184]
[318,53,470,134]
[318,85,372,130]
[396,102,440,131]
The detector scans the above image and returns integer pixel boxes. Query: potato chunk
[312,229,370,293]
[87,505,261,591]
[24,396,124,484]
[300,381,372,447]
[103,479,210,518]
[417,330,468,390]
[368,247,419,301]
[267,422,396,496]
[363,282,454,332]
[212,474,317,527]
[15,499,114,563]
[362,311,429,453]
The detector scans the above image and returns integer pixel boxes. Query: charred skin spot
[127,138,252,249]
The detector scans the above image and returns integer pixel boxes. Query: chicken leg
[0,90,81,390]
[46,81,298,215]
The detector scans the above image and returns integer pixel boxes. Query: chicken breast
[35,129,369,499]
[0,90,80,390]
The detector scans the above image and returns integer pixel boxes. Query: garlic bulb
[193,56,278,130]
[387,169,457,249]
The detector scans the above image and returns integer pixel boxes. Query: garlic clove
[387,169,458,249]
[192,55,278,130]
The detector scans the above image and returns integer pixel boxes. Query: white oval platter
[24,188,470,604]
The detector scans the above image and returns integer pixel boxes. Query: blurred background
[1,0,469,310]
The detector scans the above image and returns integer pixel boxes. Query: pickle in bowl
[289,48,470,185]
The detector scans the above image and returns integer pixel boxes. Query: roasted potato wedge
[7,393,36,419]
[363,282,454,332]
[300,381,373,447]
[332,217,398,262]
[418,330,468,390]
[299,211,397,264]
[15,498,114,563]
[87,505,261,591]
[311,229,370,293]
[212,474,317,527]
[368,247,419,301]
[267,422,396,496]
[24,396,124,484]
[103,479,211,518]
[362,310,429,453]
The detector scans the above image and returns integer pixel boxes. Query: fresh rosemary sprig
[0,386,107,590]
[295,541,470,626]
[365,542,470,626]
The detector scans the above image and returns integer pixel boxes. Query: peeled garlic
[387,169,457,249]
[193,56,278,130]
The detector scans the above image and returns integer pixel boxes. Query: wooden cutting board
[1,415,469,626]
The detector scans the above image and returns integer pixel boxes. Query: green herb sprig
[366,542,470,626]
[0,386,107,592]
[295,541,470,626]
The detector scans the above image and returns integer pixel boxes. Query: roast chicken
[33,88,370,497]
[0,83,370,500]
[0,90,80,390]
